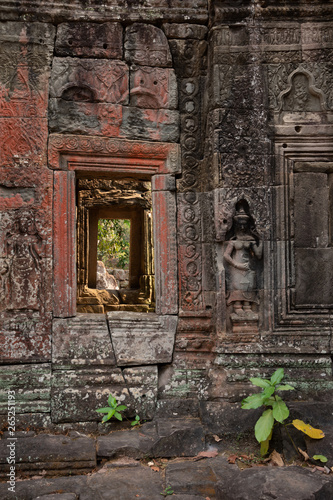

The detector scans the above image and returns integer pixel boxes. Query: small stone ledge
[0,434,96,478]
[97,417,204,460]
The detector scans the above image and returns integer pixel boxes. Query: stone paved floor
[0,418,332,499]
[0,455,333,500]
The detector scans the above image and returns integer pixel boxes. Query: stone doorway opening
[76,175,155,314]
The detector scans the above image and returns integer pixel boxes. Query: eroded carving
[5,209,44,311]
[223,200,263,333]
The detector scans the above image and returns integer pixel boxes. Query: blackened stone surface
[55,22,123,59]
[165,461,218,498]
[305,425,333,468]
[97,418,204,459]
[125,23,172,67]
[215,466,333,500]
[152,418,204,457]
[0,434,96,477]
[34,495,78,500]
[199,401,262,436]
[97,421,158,459]
[163,23,207,40]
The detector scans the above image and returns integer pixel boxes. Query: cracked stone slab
[122,365,158,419]
[51,368,130,423]
[165,460,218,498]
[97,418,204,459]
[0,434,96,477]
[215,465,333,500]
[0,364,51,414]
[33,495,78,500]
[0,465,164,500]
[107,312,177,366]
[52,314,116,368]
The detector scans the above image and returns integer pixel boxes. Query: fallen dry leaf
[298,448,309,461]
[269,450,284,467]
[197,449,218,458]
[150,466,160,472]
[213,434,222,442]
[228,454,238,464]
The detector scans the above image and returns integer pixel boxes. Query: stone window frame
[49,134,180,318]
[273,138,333,333]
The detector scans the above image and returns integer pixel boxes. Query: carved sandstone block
[120,107,179,142]
[49,99,123,137]
[50,58,129,104]
[125,23,172,67]
[122,366,158,419]
[0,118,48,166]
[52,315,116,368]
[56,22,123,59]
[0,23,55,118]
[51,368,131,423]
[0,364,51,413]
[163,23,207,40]
[130,66,177,109]
[108,312,177,366]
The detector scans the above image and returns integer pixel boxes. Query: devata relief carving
[223,200,262,334]
[5,210,44,311]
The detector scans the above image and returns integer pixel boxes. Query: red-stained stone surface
[130,66,178,109]
[50,58,129,104]
[50,135,180,318]
[53,171,76,318]
[0,22,54,363]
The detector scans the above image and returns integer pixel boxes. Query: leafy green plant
[160,486,174,496]
[241,368,325,456]
[97,218,130,270]
[131,415,141,427]
[96,394,127,423]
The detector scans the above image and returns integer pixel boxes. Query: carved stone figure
[6,210,44,310]
[223,200,262,318]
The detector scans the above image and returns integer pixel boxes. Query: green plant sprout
[131,415,141,427]
[160,486,174,496]
[96,394,127,423]
[241,368,326,457]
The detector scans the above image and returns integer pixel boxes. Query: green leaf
[262,386,275,399]
[270,368,284,386]
[102,414,110,423]
[276,384,295,391]
[116,405,127,412]
[108,395,117,408]
[250,377,271,388]
[272,398,289,423]
[96,407,112,414]
[260,429,273,457]
[114,411,123,421]
[241,393,267,410]
[255,409,274,443]
[312,455,328,463]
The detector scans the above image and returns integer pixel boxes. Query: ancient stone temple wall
[0,0,332,430]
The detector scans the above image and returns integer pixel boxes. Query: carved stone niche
[276,68,327,125]
[76,177,155,313]
[49,134,180,318]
